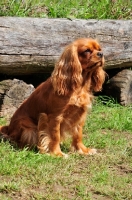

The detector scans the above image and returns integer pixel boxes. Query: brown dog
[0,38,105,157]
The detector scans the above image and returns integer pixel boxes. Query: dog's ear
[51,44,83,95]
[91,67,106,92]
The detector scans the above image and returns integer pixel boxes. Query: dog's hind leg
[37,113,51,154]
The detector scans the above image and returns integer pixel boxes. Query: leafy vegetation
[0,97,132,199]
[0,0,132,19]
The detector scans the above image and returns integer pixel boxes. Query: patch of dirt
[52,183,77,199]
[93,193,112,200]
[110,164,132,176]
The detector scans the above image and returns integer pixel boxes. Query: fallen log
[0,17,132,107]
[103,69,132,106]
[0,17,132,75]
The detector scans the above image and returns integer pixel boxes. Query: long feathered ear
[51,44,83,95]
[91,67,106,92]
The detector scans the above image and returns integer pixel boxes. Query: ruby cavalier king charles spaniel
[0,38,105,157]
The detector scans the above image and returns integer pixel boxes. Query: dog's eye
[84,49,92,53]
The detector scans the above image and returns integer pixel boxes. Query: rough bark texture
[0,79,34,121]
[103,69,132,106]
[0,17,132,75]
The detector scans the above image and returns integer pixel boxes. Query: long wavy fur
[51,44,83,95]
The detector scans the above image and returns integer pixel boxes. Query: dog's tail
[0,125,8,133]
[0,125,10,141]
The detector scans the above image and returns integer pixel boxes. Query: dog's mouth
[90,62,100,68]
[85,61,103,71]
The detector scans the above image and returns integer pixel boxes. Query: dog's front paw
[62,153,69,159]
[87,148,97,155]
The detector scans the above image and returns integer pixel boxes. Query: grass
[0,97,132,200]
[0,0,132,19]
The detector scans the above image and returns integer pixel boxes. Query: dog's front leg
[49,120,61,156]
[71,123,97,155]
[38,113,67,157]
[48,115,68,157]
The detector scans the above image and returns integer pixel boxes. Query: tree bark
[0,17,132,75]
[103,69,132,106]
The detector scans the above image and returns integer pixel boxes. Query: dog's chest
[69,91,92,109]
[63,91,92,119]
[62,91,92,129]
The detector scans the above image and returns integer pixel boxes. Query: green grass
[0,0,132,19]
[0,97,132,200]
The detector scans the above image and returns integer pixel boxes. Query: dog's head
[52,38,105,95]
[75,38,104,71]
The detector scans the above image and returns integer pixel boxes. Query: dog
[0,38,105,157]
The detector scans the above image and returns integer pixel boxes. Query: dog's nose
[97,52,103,58]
